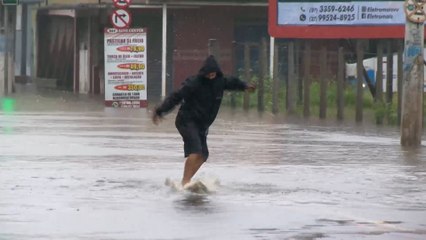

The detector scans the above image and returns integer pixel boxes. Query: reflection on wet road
[0,109,425,239]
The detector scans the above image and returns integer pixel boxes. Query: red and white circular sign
[113,0,132,9]
[110,9,132,29]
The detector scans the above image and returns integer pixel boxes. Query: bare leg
[182,153,204,186]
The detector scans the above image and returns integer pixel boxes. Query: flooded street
[0,102,425,239]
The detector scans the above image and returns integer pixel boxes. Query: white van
[346,52,426,92]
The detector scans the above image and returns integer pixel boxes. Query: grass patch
[223,77,407,125]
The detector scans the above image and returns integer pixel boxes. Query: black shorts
[176,120,209,161]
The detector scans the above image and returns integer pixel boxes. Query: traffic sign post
[110,0,132,29]
[110,9,132,29]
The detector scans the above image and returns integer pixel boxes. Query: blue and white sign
[278,1,404,26]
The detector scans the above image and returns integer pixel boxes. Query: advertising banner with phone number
[104,28,147,108]
[278,0,404,26]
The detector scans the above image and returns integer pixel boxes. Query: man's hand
[246,83,256,93]
[152,110,163,125]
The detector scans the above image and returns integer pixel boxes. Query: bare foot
[181,179,190,187]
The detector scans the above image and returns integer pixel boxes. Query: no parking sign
[110,9,132,29]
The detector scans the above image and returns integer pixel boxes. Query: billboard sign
[269,0,412,39]
[104,28,148,108]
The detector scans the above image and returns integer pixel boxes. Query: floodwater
[0,97,425,239]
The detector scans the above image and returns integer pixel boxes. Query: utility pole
[401,0,425,146]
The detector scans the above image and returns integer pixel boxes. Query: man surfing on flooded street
[152,55,256,188]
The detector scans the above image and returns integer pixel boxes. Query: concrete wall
[34,3,268,100]
[170,6,267,89]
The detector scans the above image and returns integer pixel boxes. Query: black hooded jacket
[155,55,248,129]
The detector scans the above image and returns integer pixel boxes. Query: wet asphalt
[0,97,425,239]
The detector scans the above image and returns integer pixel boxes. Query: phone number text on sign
[315,5,355,13]
[305,4,356,22]
[315,14,355,22]
[279,2,403,26]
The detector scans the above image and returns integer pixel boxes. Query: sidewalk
[3,85,107,112]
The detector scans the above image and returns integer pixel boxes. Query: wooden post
[258,38,267,112]
[376,40,385,125]
[319,45,327,119]
[272,45,279,114]
[74,17,80,93]
[337,47,344,120]
[401,1,424,146]
[295,41,302,103]
[386,40,394,104]
[243,43,251,111]
[356,40,364,123]
[230,41,237,109]
[303,40,311,118]
[287,41,296,114]
[397,40,403,125]
[376,40,384,103]
[20,4,28,77]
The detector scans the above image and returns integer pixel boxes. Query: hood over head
[198,55,223,77]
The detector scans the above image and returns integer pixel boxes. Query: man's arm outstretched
[224,76,256,93]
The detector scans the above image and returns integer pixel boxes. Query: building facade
[35,0,268,103]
